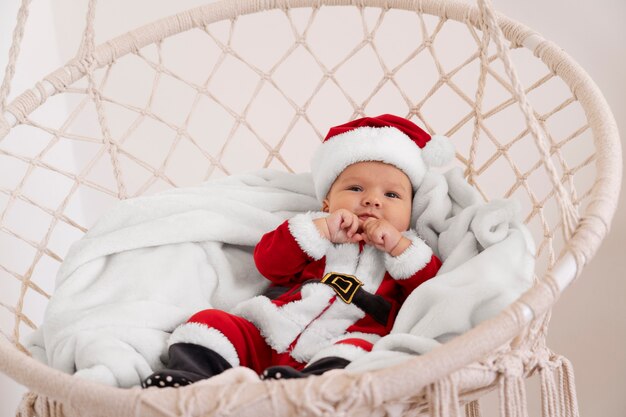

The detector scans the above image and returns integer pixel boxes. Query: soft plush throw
[26,168,534,387]
[349,168,535,371]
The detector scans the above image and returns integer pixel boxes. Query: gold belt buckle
[321,272,363,304]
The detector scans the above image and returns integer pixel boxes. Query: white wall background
[1,0,624,416]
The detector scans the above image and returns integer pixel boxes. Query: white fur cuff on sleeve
[288,212,332,260]
[384,230,433,279]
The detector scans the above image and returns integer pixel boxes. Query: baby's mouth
[358,214,377,221]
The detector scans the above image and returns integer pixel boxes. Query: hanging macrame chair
[0,0,621,416]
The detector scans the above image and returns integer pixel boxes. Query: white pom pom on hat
[311,114,455,201]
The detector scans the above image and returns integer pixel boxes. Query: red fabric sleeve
[394,254,442,302]
[253,220,315,286]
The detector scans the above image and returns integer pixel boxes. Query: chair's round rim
[0,0,621,414]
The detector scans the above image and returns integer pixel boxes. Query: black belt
[321,272,391,326]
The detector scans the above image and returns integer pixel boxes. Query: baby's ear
[321,199,329,212]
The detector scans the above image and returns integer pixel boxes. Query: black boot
[143,343,232,388]
[260,356,350,380]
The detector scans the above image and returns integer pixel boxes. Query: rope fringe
[499,375,528,417]
[560,358,580,417]
[16,393,65,417]
[465,400,482,417]
[540,365,559,417]
[429,376,461,417]
[539,357,580,417]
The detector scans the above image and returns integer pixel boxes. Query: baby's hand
[361,218,411,256]
[314,209,364,244]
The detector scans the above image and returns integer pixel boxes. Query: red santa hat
[311,114,454,201]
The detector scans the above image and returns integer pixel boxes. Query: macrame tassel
[16,393,66,417]
[541,366,559,417]
[554,358,580,417]
[465,400,482,417]
[429,376,461,417]
[537,353,581,417]
[563,358,580,417]
[498,375,528,417]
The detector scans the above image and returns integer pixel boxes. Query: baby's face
[322,161,412,232]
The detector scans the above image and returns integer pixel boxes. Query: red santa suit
[168,212,441,373]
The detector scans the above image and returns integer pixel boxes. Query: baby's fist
[315,209,363,244]
[361,218,410,256]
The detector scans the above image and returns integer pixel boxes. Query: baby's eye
[385,192,400,199]
[348,186,362,192]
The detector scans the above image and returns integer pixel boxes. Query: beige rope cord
[0,0,621,416]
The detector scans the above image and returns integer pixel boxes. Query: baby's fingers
[369,226,388,245]
[350,232,364,243]
[338,211,352,228]
[339,213,356,234]
[372,230,385,245]
[348,215,360,237]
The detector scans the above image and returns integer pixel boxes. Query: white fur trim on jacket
[288,212,332,260]
[290,295,365,362]
[168,322,240,367]
[323,243,386,291]
[235,241,389,361]
[311,126,427,201]
[384,230,433,279]
[233,284,336,353]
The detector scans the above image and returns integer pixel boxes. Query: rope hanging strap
[0,0,33,138]
[79,0,128,200]
[466,6,491,187]
[476,0,580,241]
[0,0,33,112]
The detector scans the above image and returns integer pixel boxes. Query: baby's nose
[364,197,381,207]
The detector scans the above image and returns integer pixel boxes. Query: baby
[143,114,453,388]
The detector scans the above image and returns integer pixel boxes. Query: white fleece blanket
[349,168,535,371]
[26,168,534,387]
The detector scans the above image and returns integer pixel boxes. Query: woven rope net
[0,0,621,416]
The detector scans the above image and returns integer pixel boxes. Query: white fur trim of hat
[311,114,454,201]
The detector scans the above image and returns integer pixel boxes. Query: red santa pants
[186,309,373,374]
[187,309,305,373]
